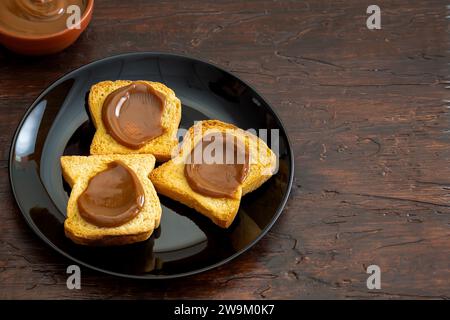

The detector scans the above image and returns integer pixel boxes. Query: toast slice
[88,80,182,162]
[61,154,162,246]
[150,120,277,228]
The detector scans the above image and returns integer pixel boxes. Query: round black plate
[9,52,294,279]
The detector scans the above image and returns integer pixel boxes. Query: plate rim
[8,51,295,279]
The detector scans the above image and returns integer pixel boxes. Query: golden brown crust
[150,120,276,228]
[150,167,240,228]
[64,228,153,246]
[88,80,182,162]
[61,154,161,246]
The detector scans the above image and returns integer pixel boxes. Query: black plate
[9,52,294,279]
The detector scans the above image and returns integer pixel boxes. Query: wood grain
[0,0,449,299]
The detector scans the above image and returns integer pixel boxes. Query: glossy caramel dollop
[77,161,145,227]
[102,82,165,149]
[184,133,249,198]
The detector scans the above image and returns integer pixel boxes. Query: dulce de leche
[102,82,165,149]
[184,133,249,199]
[77,161,145,228]
[0,0,87,37]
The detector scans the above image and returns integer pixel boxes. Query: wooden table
[0,0,448,299]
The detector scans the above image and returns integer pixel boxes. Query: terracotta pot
[0,0,94,56]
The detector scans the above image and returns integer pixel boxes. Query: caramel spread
[102,82,165,149]
[185,133,249,198]
[77,161,145,228]
[0,0,87,36]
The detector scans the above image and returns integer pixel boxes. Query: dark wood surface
[0,0,449,299]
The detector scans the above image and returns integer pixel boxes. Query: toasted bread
[61,154,161,246]
[88,80,182,162]
[149,120,277,228]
